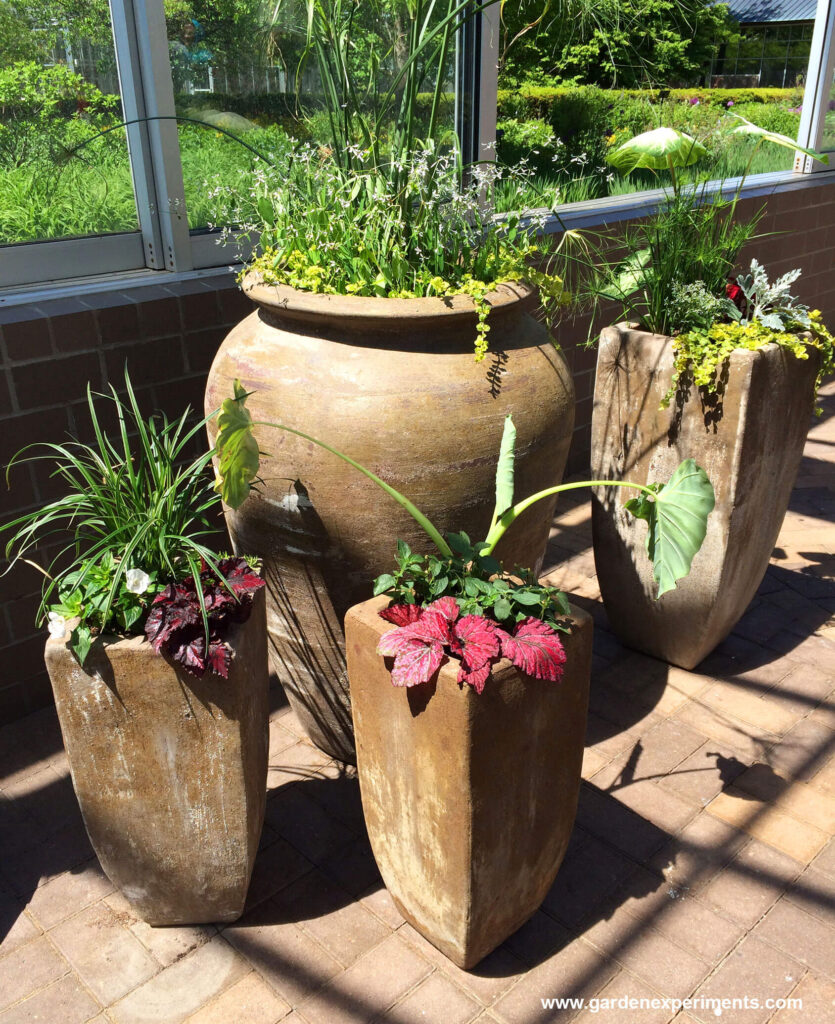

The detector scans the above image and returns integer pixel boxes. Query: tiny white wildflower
[48,612,66,639]
[126,568,151,595]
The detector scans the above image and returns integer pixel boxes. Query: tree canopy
[500,0,738,89]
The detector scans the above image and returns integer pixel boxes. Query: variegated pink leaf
[377,627,424,657]
[379,603,422,626]
[404,610,452,645]
[377,610,451,657]
[426,597,460,622]
[452,615,500,671]
[501,618,567,682]
[457,660,492,694]
[391,639,445,687]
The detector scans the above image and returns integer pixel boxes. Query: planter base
[44,589,269,926]
[346,595,593,969]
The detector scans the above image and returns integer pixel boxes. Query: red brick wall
[2,180,834,723]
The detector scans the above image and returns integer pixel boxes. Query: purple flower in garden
[689,97,700,106]
[726,100,734,108]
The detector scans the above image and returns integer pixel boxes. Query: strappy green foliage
[1,371,225,662]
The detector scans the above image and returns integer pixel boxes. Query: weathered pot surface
[206,276,576,763]
[44,588,269,925]
[591,324,819,669]
[346,595,593,969]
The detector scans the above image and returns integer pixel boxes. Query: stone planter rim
[242,272,538,328]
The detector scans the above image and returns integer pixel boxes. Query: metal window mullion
[478,0,499,162]
[121,0,192,270]
[109,0,164,268]
[455,3,481,167]
[795,0,835,171]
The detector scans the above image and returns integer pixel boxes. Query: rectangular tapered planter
[346,595,592,969]
[44,588,269,925]
[592,325,819,669]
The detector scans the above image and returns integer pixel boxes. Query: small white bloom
[48,612,66,639]
[126,568,150,595]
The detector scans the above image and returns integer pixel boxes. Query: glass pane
[0,2,138,245]
[493,11,812,208]
[821,66,835,152]
[166,1,456,233]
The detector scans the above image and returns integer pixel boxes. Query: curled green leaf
[493,414,516,526]
[215,379,261,510]
[727,114,829,164]
[608,127,708,175]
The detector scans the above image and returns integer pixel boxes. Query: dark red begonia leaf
[379,603,422,626]
[144,590,200,651]
[391,639,445,687]
[501,618,567,682]
[170,632,207,677]
[206,639,231,679]
[221,557,266,598]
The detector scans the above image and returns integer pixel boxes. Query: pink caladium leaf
[377,609,451,657]
[426,597,460,623]
[457,660,492,694]
[452,614,501,671]
[390,639,445,687]
[379,603,422,626]
[501,618,567,682]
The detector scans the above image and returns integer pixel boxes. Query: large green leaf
[625,459,715,598]
[215,380,261,510]
[598,248,652,302]
[727,115,829,164]
[608,127,708,175]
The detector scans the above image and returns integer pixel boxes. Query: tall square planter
[345,595,593,969]
[44,588,270,925]
[591,325,818,669]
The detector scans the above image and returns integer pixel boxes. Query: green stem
[483,479,658,555]
[251,420,453,558]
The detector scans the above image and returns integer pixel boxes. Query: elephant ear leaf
[625,459,715,599]
[215,379,262,510]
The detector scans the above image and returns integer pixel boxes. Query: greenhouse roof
[725,0,817,22]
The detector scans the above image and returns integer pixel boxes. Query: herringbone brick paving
[1,384,834,1023]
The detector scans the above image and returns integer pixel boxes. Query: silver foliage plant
[731,258,812,331]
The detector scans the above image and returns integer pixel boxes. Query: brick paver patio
[2,385,834,1024]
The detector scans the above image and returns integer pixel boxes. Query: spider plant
[1,370,226,663]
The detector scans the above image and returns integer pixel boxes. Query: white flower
[125,568,151,595]
[47,612,66,639]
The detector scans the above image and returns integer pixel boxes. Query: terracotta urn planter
[43,588,269,926]
[205,276,576,763]
[591,324,819,669]
[345,595,593,969]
